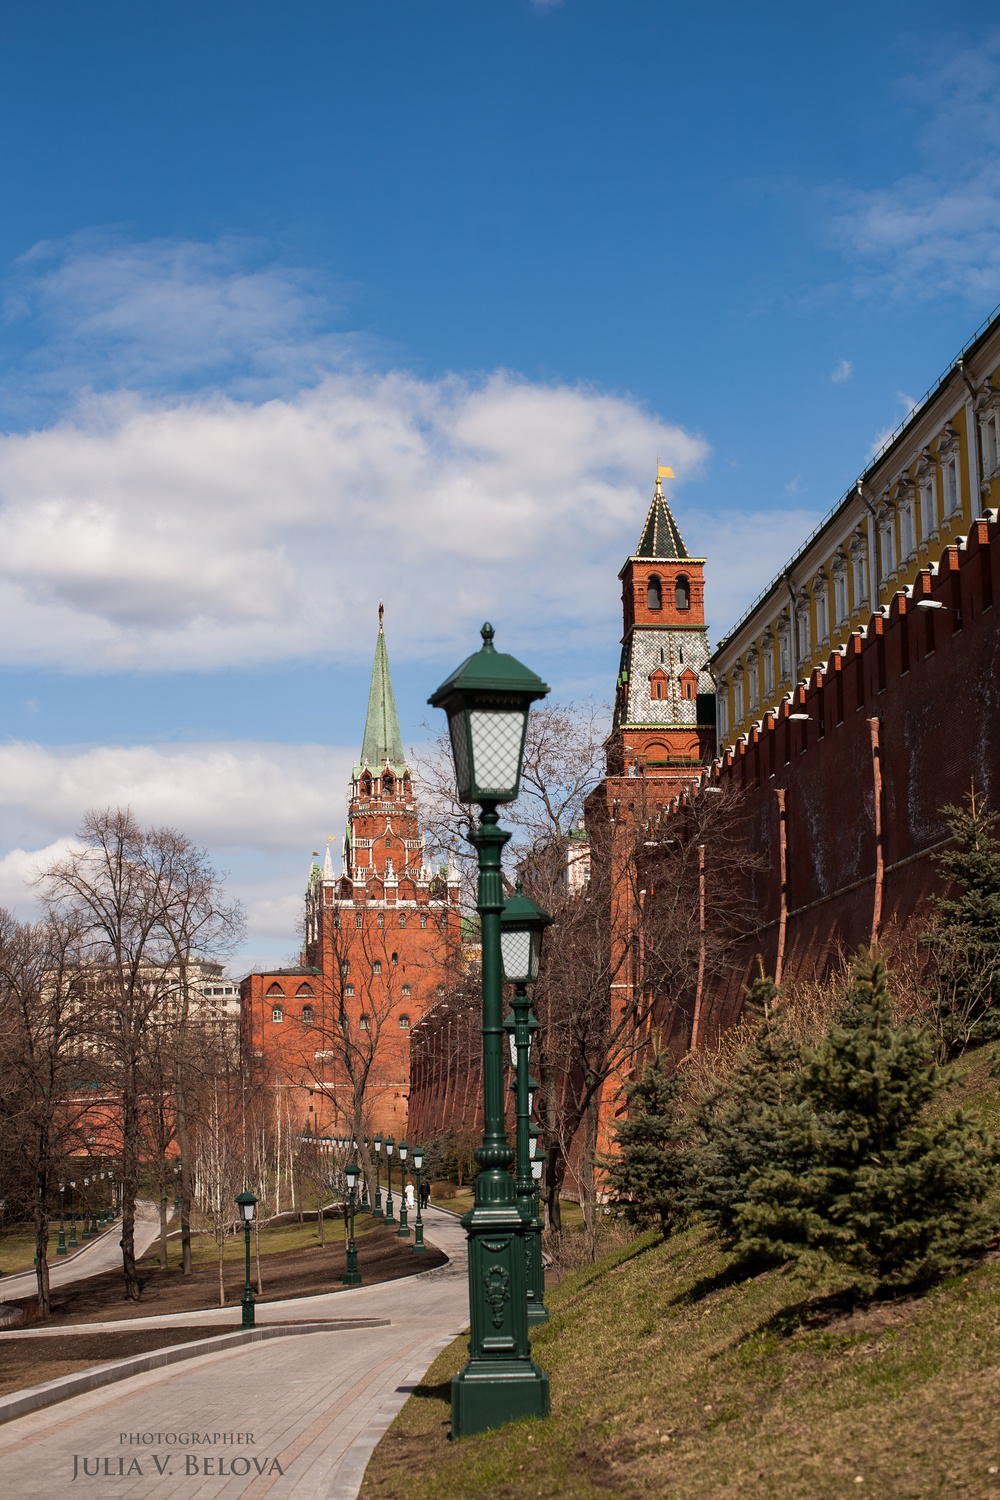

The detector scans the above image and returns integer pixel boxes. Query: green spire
[359,602,407,775]
[636,473,688,559]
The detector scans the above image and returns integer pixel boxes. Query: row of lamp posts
[235,622,553,1438]
[56,1169,117,1256]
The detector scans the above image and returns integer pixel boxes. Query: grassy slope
[363,1046,1000,1500]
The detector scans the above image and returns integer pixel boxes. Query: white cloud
[830,360,853,384]
[827,35,1000,303]
[0,740,365,963]
[0,370,707,673]
[0,740,356,855]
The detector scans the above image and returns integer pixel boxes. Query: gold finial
[378,599,384,631]
[657,464,674,480]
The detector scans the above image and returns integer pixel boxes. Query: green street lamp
[109,1170,116,1219]
[396,1140,411,1238]
[531,1154,544,1223]
[342,1161,362,1285]
[372,1134,384,1219]
[501,881,552,1328]
[98,1169,106,1229]
[57,1179,67,1255]
[68,1180,77,1250]
[236,1191,258,1329]
[411,1145,426,1254]
[383,1136,396,1227]
[429,622,550,1439]
[173,1164,181,1215]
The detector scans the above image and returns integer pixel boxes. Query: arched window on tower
[647,575,662,610]
[675,575,691,610]
[361,773,372,797]
[382,773,394,797]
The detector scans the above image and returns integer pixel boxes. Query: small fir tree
[687,1004,803,1243]
[924,787,1000,1053]
[606,1048,689,1234]
[733,952,999,1288]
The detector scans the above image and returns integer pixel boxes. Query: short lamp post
[412,1145,426,1253]
[99,1170,107,1229]
[429,621,551,1439]
[81,1177,91,1241]
[342,1161,362,1285]
[383,1136,396,1227]
[501,880,552,1328]
[372,1134,384,1220]
[69,1181,77,1250]
[57,1179,67,1255]
[236,1190,258,1329]
[396,1140,410,1238]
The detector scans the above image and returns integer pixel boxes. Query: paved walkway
[0,1207,470,1499]
[0,1202,167,1303]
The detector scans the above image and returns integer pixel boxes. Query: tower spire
[359,605,406,775]
[636,466,688,560]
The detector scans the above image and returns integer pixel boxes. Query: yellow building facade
[712,309,1000,748]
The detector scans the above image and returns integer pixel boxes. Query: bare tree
[37,808,244,1302]
[0,910,93,1317]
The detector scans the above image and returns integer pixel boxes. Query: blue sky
[0,1,998,962]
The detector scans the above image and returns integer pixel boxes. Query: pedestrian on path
[420,1178,430,1210]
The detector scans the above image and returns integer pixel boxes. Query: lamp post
[412,1145,426,1253]
[98,1169,106,1229]
[173,1164,181,1216]
[342,1161,362,1285]
[429,621,551,1438]
[501,880,552,1328]
[383,1135,396,1226]
[396,1140,410,1238]
[69,1181,77,1250]
[57,1179,67,1255]
[236,1191,258,1329]
[81,1177,91,1241]
[109,1170,116,1219]
[372,1134,384,1219]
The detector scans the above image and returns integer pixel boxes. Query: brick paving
[0,1207,468,1499]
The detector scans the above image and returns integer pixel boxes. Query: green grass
[363,1044,1000,1500]
[139,1210,380,1269]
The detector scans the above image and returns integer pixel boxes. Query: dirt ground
[12,1224,445,1327]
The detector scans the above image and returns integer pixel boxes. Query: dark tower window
[656,683,663,700]
[647,575,662,610]
[675,575,691,610]
[382,773,394,797]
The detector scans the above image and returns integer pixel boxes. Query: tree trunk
[158,1189,168,1270]
[120,1079,141,1301]
[254,1220,262,1296]
[581,1094,601,1262]
[218,1234,225,1307]
[318,1199,325,1247]
[545,1148,562,1233]
[174,1070,193,1274]
[33,1193,51,1320]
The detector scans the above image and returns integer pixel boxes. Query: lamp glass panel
[528,1089,535,1116]
[412,1149,423,1170]
[528,1133,537,1159]
[468,709,526,799]
[386,1140,394,1156]
[447,710,472,798]
[531,1159,543,1180]
[500,929,533,983]
[399,1143,408,1161]
[242,1202,254,1222]
[507,1032,517,1067]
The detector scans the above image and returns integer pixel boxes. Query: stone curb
[0,1319,390,1427]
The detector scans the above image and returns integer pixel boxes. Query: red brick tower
[242,606,461,1140]
[606,469,715,781]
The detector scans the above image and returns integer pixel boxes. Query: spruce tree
[734,952,999,1287]
[925,787,1000,1052]
[687,1010,803,1243]
[606,1050,689,1234]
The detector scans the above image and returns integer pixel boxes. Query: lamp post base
[527,1302,550,1326]
[451,1360,550,1439]
[241,1297,255,1330]
[342,1255,362,1287]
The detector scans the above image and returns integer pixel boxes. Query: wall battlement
[667,509,1000,1036]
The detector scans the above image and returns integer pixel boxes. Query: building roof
[358,603,407,776]
[635,475,689,560]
